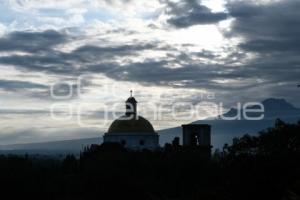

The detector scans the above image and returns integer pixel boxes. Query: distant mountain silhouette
[223,98,300,119]
[1,98,299,153]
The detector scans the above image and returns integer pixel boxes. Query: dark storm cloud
[224,0,300,82]
[0,30,71,96]
[0,30,170,97]
[239,39,300,53]
[0,29,264,93]
[164,0,228,28]
[0,29,159,76]
[0,4,299,102]
[0,30,67,53]
[102,60,254,90]
[0,79,79,100]
[0,79,47,91]
[227,0,300,53]
[71,43,157,62]
[0,53,77,74]
[217,0,300,106]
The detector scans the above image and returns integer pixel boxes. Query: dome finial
[130,90,133,97]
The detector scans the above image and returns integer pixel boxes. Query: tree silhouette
[0,119,299,199]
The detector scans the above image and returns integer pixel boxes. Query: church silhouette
[103,91,212,155]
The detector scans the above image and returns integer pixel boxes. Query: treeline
[0,119,299,200]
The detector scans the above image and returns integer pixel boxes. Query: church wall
[103,134,159,150]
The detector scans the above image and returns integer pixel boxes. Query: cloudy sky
[0,0,299,144]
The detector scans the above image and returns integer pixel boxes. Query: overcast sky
[0,0,299,144]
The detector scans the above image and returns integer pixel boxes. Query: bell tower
[125,90,137,116]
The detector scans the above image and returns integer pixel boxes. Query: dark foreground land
[1,119,300,200]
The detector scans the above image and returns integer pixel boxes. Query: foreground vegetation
[0,119,299,200]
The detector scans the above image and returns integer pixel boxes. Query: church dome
[107,115,157,134]
[103,91,159,150]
